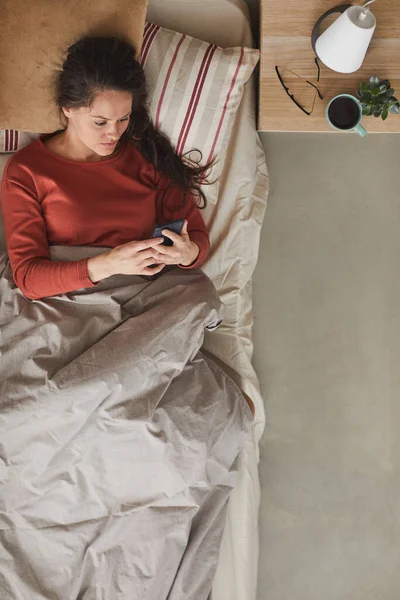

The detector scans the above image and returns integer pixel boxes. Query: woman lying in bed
[1,36,211,301]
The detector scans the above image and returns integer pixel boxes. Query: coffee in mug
[328,97,360,129]
[326,94,367,137]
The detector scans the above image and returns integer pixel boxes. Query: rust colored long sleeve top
[1,137,210,300]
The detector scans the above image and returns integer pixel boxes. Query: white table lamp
[311,1,377,74]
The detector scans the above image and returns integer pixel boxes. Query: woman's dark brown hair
[56,36,214,211]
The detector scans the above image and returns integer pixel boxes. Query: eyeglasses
[275,58,324,116]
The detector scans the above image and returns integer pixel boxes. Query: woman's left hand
[152,220,200,267]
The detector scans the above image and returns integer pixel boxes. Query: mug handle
[311,4,352,53]
[354,123,367,137]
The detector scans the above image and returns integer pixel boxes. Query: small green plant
[357,76,400,120]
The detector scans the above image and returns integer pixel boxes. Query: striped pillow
[0,130,39,153]
[141,22,259,203]
[0,23,259,202]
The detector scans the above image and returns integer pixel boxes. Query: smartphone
[152,219,185,246]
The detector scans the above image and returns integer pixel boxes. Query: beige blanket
[0,246,252,600]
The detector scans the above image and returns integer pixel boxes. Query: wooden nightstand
[259,0,400,132]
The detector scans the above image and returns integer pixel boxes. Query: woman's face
[62,89,133,157]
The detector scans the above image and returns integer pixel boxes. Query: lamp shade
[315,5,376,73]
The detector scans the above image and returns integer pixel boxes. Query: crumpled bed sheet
[0,245,253,600]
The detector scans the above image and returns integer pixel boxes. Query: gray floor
[253,132,400,600]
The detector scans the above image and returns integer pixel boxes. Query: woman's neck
[44,129,120,162]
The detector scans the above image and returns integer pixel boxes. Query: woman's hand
[87,238,165,282]
[152,220,200,267]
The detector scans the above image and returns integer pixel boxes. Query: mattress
[144,2,268,597]
[145,0,267,425]
[0,2,268,599]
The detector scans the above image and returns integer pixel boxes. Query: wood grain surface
[259,0,400,132]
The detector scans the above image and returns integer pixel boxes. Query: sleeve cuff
[78,258,97,288]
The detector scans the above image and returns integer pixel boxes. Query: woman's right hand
[87,238,165,283]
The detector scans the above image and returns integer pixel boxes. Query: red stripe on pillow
[143,21,152,38]
[206,47,244,167]
[139,22,151,62]
[144,24,159,65]
[138,23,152,65]
[176,46,213,154]
[5,129,9,152]
[154,34,186,130]
[139,23,154,65]
[176,45,217,156]
[14,130,19,151]
[140,23,159,67]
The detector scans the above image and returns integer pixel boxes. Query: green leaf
[380,79,390,89]
[357,91,371,101]
[362,105,371,115]
[369,75,380,87]
[385,88,395,98]
[374,113,380,118]
[389,104,400,114]
[379,84,388,93]
[381,109,388,120]
[371,87,381,96]
[360,82,369,92]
